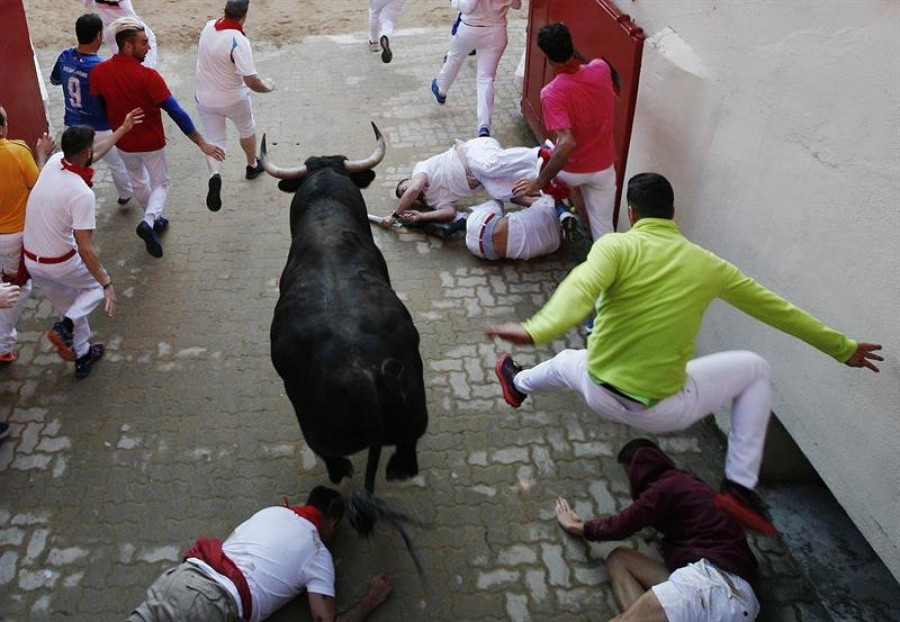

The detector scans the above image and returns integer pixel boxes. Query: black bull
[263,125,428,495]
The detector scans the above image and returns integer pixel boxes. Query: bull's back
[270,225,426,455]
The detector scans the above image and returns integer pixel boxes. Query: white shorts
[651,560,759,622]
[196,98,257,149]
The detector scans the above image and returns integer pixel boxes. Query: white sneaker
[368,40,380,53]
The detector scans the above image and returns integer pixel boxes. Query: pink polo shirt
[540,58,616,174]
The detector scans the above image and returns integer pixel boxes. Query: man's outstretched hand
[485,323,534,345]
[844,342,883,373]
[556,497,585,536]
[363,574,393,610]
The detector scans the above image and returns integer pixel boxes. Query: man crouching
[556,439,760,621]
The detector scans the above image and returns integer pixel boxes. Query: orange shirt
[0,138,40,234]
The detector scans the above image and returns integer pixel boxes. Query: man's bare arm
[395,174,428,215]
[307,575,393,622]
[93,108,144,161]
[243,74,275,93]
[74,229,117,317]
[513,128,576,197]
[398,206,456,224]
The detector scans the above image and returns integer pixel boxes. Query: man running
[50,12,134,206]
[488,172,882,534]
[195,0,274,212]
[90,17,225,258]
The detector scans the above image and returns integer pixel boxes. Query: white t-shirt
[412,147,479,210]
[453,0,521,26]
[193,506,335,622]
[195,20,258,108]
[23,153,95,258]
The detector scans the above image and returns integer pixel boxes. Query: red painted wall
[0,0,50,151]
[522,0,644,231]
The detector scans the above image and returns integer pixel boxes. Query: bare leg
[610,590,669,622]
[606,547,669,611]
[239,134,257,167]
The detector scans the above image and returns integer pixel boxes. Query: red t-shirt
[540,58,616,174]
[89,54,171,153]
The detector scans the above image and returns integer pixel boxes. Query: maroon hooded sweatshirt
[583,446,757,583]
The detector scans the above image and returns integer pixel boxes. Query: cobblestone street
[0,22,844,621]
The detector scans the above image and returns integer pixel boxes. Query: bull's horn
[259,133,308,180]
[344,122,386,173]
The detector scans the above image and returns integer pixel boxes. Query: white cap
[109,16,145,35]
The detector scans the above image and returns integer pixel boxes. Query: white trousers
[92,129,133,200]
[514,349,772,489]
[369,0,407,41]
[119,148,169,226]
[464,138,540,199]
[436,22,509,131]
[27,255,104,359]
[0,232,32,354]
[652,559,760,622]
[196,98,256,175]
[556,164,617,240]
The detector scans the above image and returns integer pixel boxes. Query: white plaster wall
[611,0,900,578]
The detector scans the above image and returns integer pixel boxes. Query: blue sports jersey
[50,48,111,131]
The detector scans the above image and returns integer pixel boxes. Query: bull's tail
[347,491,430,578]
[364,443,381,495]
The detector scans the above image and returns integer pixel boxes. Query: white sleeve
[302,547,335,597]
[452,0,478,14]
[71,192,96,231]
[232,35,258,77]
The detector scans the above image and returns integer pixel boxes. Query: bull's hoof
[325,456,354,484]
[386,450,418,481]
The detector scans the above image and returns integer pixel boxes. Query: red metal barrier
[1,0,50,151]
[522,0,644,231]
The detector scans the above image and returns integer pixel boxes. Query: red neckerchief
[185,538,253,621]
[553,58,583,75]
[61,158,94,188]
[283,499,325,533]
[215,16,245,34]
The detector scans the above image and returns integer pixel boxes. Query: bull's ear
[278,179,304,193]
[350,170,376,189]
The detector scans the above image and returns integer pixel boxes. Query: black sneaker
[0,422,10,442]
[74,343,104,379]
[478,126,491,138]
[714,479,777,535]
[136,222,163,258]
[380,35,392,64]
[495,354,527,408]
[245,160,264,180]
[153,216,169,234]
[47,320,76,361]
[421,222,457,241]
[206,174,222,212]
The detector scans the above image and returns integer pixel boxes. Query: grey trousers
[126,562,240,622]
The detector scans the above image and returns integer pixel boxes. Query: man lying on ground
[127,486,392,622]
[380,136,541,229]
[556,438,760,622]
